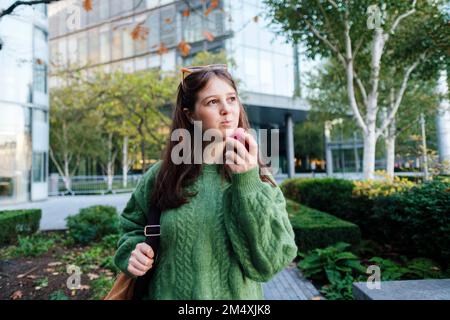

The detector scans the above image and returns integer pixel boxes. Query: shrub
[12,234,55,257]
[281,178,355,220]
[0,209,42,244]
[49,290,69,300]
[66,205,119,245]
[372,180,450,266]
[297,242,366,300]
[287,200,361,253]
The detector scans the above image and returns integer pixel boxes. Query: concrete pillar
[285,114,295,178]
[436,69,450,174]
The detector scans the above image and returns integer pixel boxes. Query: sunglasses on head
[180,64,228,86]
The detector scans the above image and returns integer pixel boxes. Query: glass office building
[48,0,310,176]
[0,1,49,205]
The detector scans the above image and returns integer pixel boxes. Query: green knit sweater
[113,161,298,300]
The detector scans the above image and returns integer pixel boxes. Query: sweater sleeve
[113,161,162,279]
[224,166,298,282]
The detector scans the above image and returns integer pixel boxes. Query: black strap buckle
[144,225,160,237]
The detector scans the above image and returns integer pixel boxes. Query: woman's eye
[207,99,218,105]
[229,96,236,102]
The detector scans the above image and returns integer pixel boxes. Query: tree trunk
[107,132,114,192]
[122,136,129,188]
[363,127,377,180]
[63,153,72,193]
[385,132,396,179]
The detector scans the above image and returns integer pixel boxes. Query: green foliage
[34,277,49,289]
[49,290,70,300]
[66,205,119,245]
[372,180,450,265]
[287,200,361,253]
[12,234,55,258]
[282,177,450,265]
[90,275,115,300]
[281,178,354,219]
[320,272,361,300]
[0,209,42,244]
[298,242,366,300]
[62,234,118,273]
[298,242,366,281]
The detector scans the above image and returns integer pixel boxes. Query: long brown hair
[151,68,276,212]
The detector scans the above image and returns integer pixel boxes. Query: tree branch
[327,0,339,9]
[343,1,367,133]
[376,52,426,137]
[0,0,60,19]
[353,69,368,106]
[295,13,346,66]
[389,0,417,35]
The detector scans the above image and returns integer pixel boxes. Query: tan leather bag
[104,272,136,300]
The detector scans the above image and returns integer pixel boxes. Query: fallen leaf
[26,275,38,280]
[164,18,172,24]
[87,273,99,280]
[10,290,23,300]
[45,268,55,273]
[48,262,63,267]
[35,286,42,291]
[52,272,60,276]
[80,285,90,290]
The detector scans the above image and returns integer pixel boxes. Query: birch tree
[265,0,449,178]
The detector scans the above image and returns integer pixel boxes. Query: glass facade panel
[100,31,111,62]
[112,28,122,60]
[0,103,32,203]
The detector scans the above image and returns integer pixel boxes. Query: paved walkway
[263,262,324,300]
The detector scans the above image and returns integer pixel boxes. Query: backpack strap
[132,202,161,300]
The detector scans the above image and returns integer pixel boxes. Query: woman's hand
[224,130,258,174]
[127,242,154,277]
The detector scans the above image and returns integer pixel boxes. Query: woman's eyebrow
[200,92,236,103]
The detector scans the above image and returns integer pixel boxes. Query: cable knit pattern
[113,161,298,300]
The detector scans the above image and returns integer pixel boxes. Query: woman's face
[185,76,240,138]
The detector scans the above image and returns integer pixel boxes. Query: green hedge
[281,178,356,220]
[66,205,119,245]
[372,181,450,266]
[0,209,42,244]
[281,178,450,266]
[286,199,361,253]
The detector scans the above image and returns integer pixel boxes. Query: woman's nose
[220,100,232,114]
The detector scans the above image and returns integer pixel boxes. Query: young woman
[113,64,298,300]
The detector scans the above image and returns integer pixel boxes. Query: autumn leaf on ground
[48,262,63,267]
[131,24,149,41]
[11,291,23,300]
[178,41,191,57]
[82,0,93,11]
[87,273,99,280]
[203,31,215,42]
[164,18,172,24]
